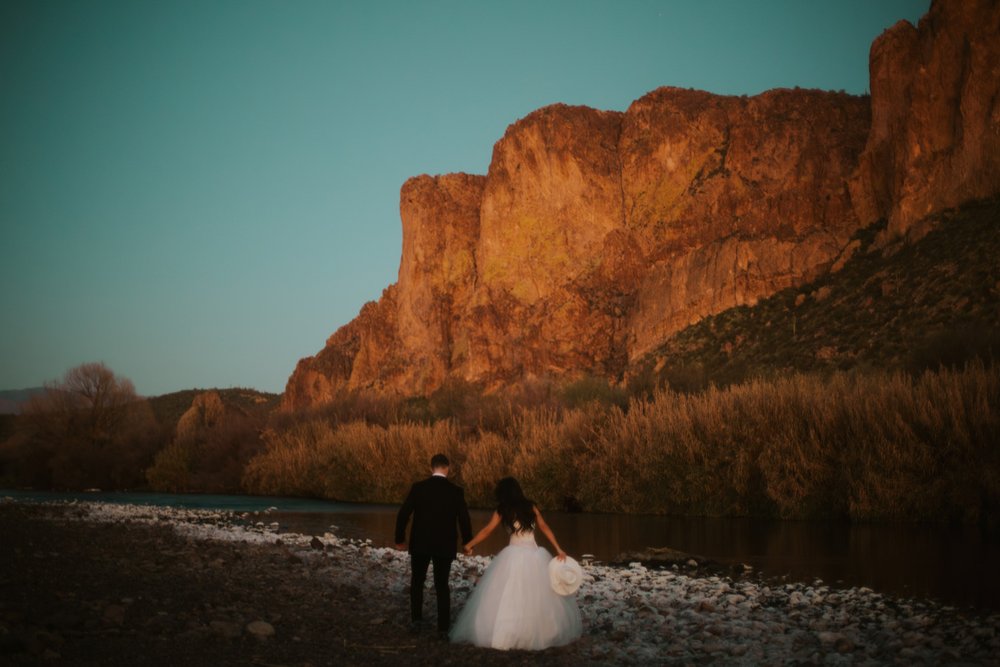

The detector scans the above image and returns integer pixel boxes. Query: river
[4,489,997,612]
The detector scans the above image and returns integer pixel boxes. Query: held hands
[394,543,406,551]
[463,544,474,556]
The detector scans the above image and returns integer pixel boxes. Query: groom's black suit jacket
[395,475,473,557]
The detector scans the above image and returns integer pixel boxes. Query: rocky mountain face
[849,0,1000,244]
[284,0,1000,409]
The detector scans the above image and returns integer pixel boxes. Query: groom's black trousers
[410,553,453,631]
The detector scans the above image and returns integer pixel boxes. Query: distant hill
[147,387,281,430]
[0,386,280,430]
[0,388,45,415]
[631,198,1000,392]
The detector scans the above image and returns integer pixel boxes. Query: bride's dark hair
[495,477,536,532]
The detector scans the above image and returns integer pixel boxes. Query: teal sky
[1,0,928,396]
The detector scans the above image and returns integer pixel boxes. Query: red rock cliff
[283,0,999,408]
[849,0,1000,242]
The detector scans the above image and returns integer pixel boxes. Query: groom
[395,453,473,636]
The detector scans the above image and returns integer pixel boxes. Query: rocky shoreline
[2,500,998,665]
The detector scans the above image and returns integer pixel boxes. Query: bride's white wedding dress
[450,527,582,650]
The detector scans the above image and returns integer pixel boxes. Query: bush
[560,375,628,410]
[243,420,463,503]
[238,363,999,523]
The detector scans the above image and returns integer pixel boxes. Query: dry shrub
[511,405,606,510]
[242,420,336,497]
[245,364,998,522]
[243,420,463,504]
[576,386,768,515]
[567,364,998,520]
[455,405,608,510]
[750,375,849,518]
[322,420,463,503]
[845,363,1000,522]
[462,431,516,507]
[146,441,193,493]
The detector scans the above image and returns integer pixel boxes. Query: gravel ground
[2,500,998,666]
[0,502,586,666]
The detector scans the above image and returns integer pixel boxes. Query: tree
[15,362,161,489]
[28,362,140,443]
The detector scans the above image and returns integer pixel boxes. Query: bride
[450,477,582,650]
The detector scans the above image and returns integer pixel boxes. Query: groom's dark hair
[430,453,450,469]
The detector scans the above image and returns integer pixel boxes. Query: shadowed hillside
[631,198,1000,393]
[147,388,280,430]
[143,388,281,494]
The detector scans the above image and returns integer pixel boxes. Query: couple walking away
[395,454,582,650]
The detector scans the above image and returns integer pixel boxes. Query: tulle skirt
[450,543,582,650]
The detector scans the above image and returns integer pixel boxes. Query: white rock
[246,620,275,640]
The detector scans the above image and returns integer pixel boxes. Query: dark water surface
[5,489,998,611]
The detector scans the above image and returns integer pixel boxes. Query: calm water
[4,489,998,611]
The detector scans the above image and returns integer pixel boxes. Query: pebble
[102,604,126,626]
[208,620,242,639]
[35,499,1000,666]
[245,620,275,640]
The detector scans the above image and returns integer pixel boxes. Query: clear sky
[1,0,928,396]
